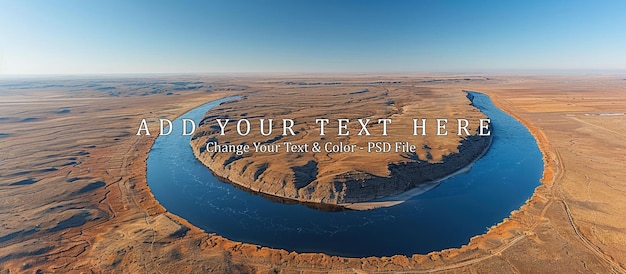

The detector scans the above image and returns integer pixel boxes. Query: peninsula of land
[190,85,492,205]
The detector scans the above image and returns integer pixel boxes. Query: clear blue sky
[1,0,625,74]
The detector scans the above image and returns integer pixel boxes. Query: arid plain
[0,74,625,273]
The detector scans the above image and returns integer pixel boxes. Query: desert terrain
[191,82,490,205]
[0,74,625,273]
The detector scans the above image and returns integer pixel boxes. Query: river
[147,91,543,257]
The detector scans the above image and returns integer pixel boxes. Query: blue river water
[147,92,543,257]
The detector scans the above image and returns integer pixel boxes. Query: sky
[1,0,625,74]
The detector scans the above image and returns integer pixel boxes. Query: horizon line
[2,69,626,78]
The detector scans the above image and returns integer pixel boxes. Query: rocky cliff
[190,85,492,205]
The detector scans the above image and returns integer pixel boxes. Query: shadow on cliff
[209,171,349,212]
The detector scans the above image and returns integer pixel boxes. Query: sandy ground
[0,74,625,273]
